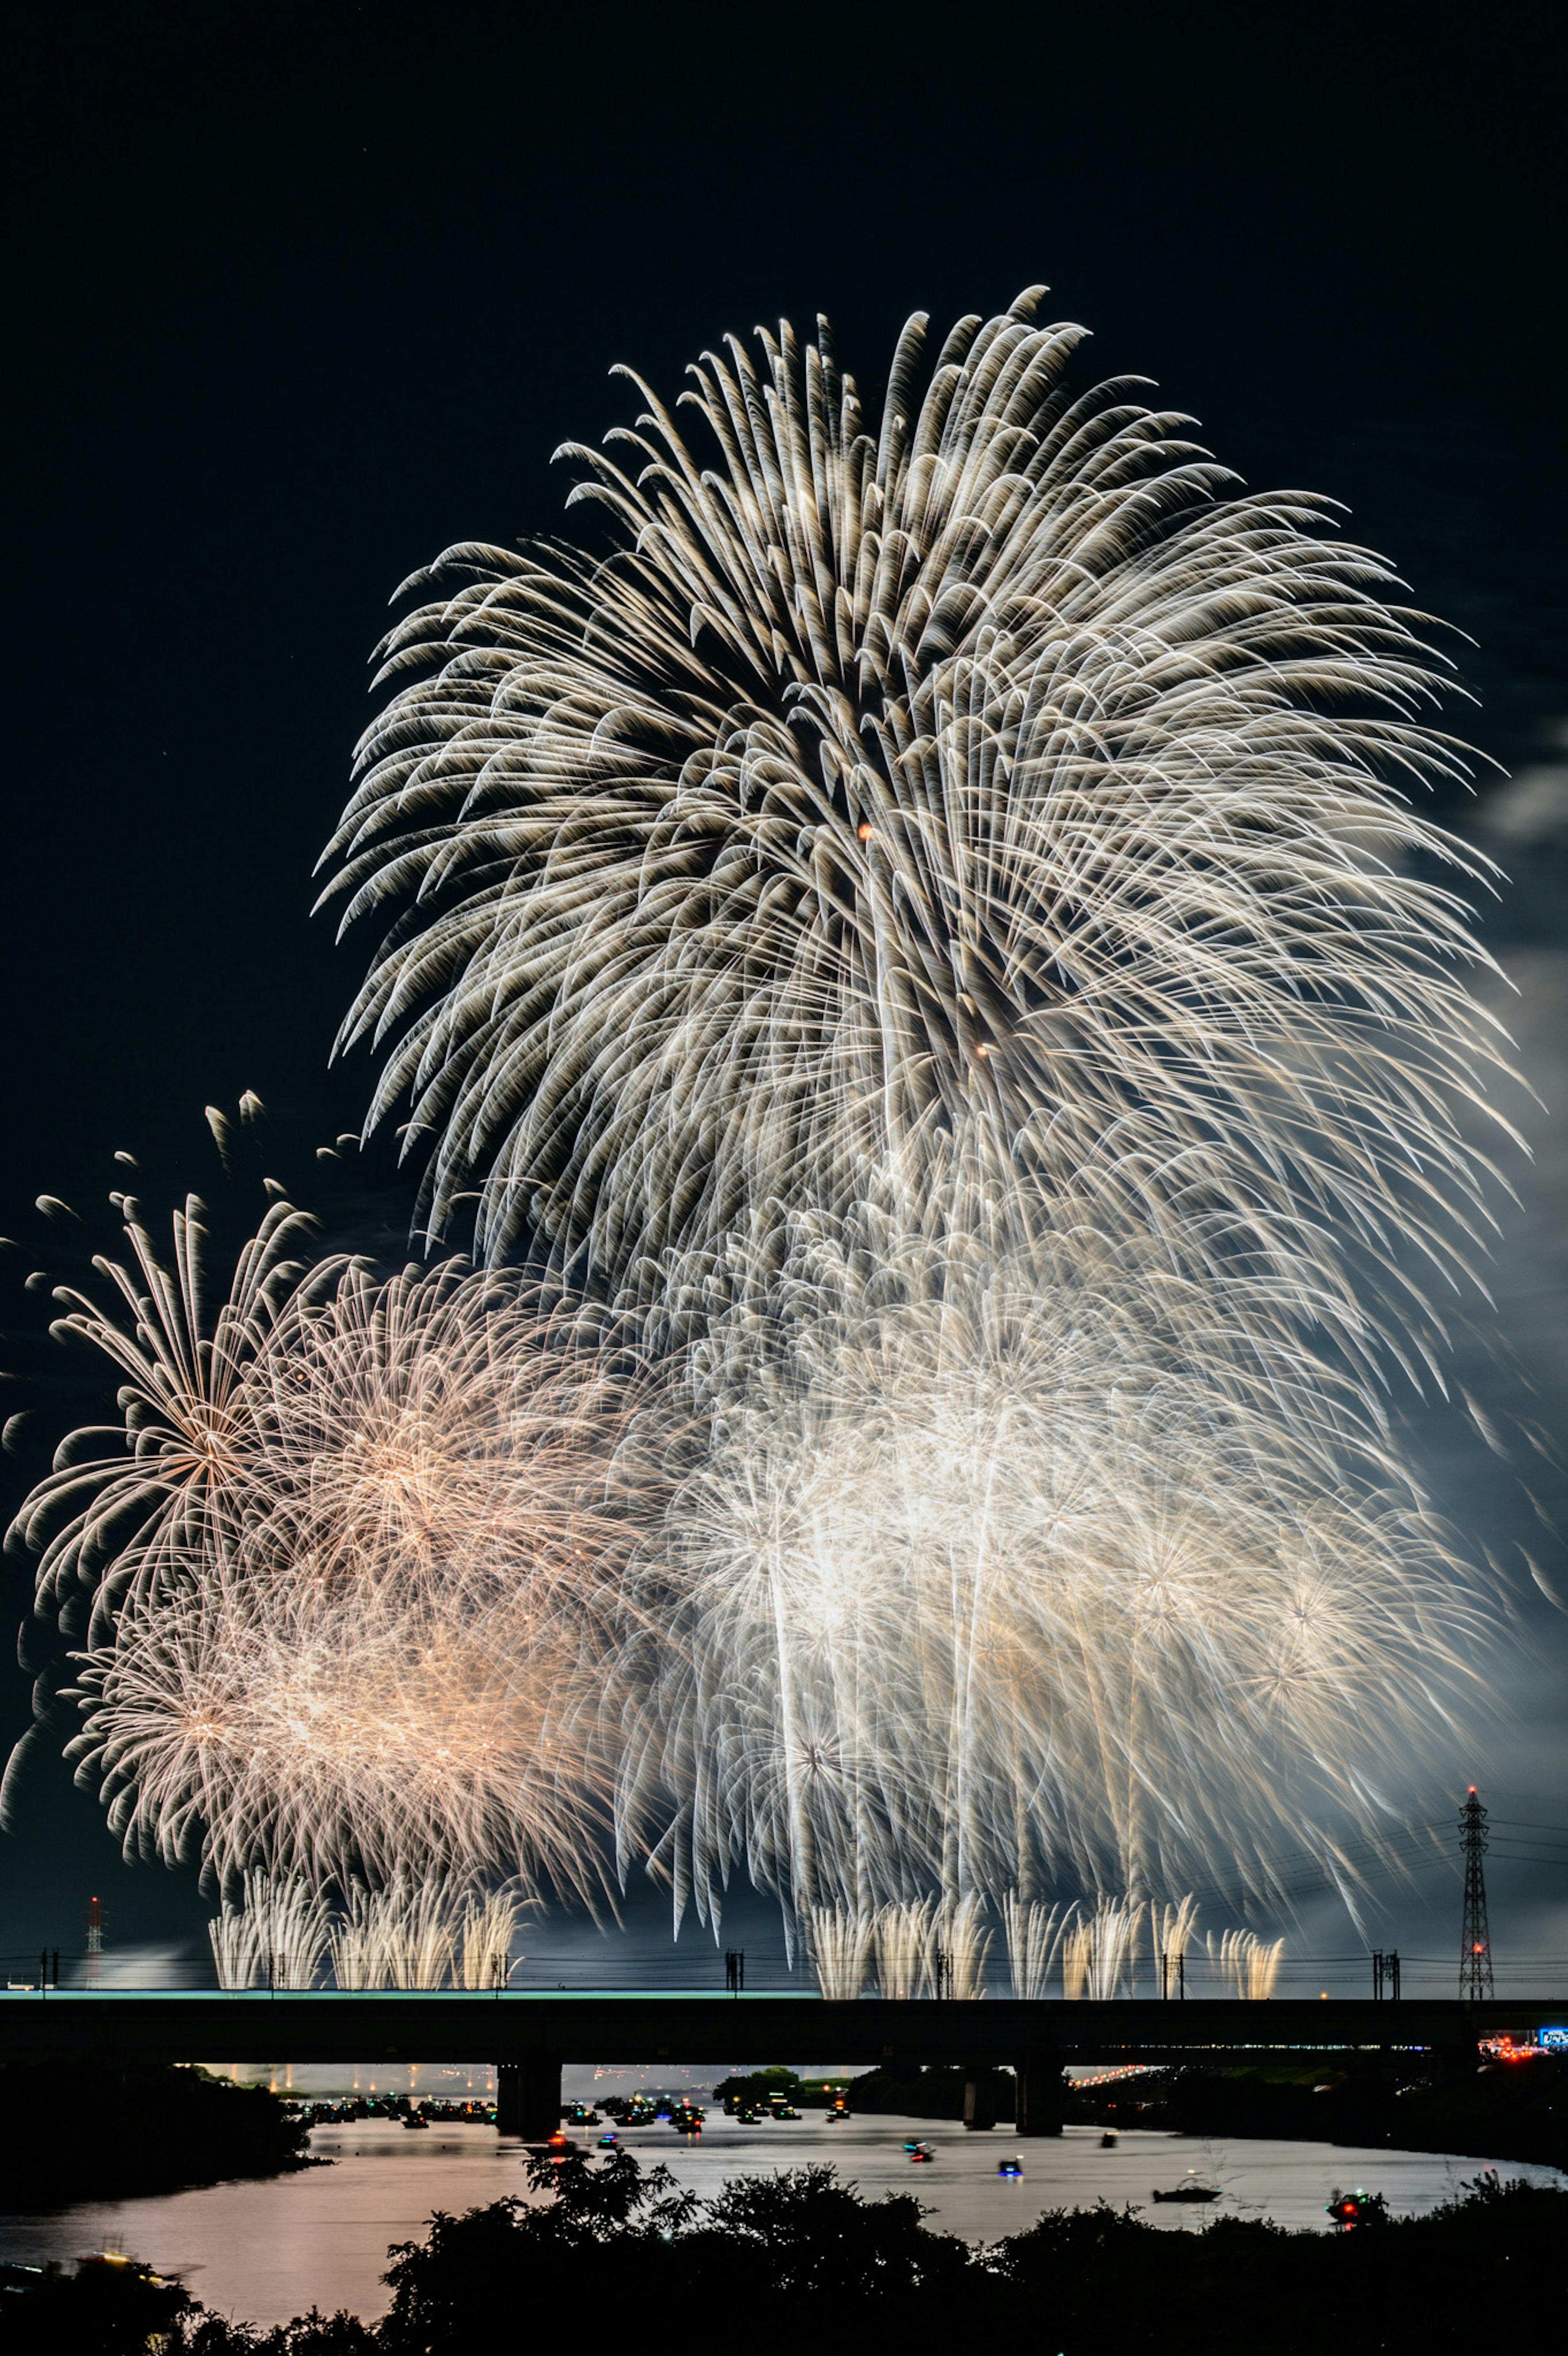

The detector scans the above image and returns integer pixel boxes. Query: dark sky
[2,4,1564,1986]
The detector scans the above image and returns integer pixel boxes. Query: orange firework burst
[9,1201,666,1897]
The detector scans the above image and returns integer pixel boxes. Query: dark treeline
[1085,2054,1567,2173]
[847,2062,977,2118]
[843,2052,1567,2169]
[2,2149,1561,2355]
[0,2060,312,2209]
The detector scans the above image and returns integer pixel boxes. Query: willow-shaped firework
[323,290,1515,1352]
[7,1202,661,1894]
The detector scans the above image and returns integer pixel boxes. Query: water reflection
[0,2115,1559,2328]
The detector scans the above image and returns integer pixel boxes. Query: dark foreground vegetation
[2,2149,1561,2355]
[0,2060,312,2208]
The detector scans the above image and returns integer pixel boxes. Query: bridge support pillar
[497,2055,561,2139]
[1013,2051,1065,2136]
[962,2065,999,2130]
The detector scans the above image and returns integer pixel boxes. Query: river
[0,2097,1560,2328]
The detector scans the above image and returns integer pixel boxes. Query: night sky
[3,6,1564,1988]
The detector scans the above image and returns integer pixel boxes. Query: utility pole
[1373,1949,1403,2001]
[1459,1787,1494,2000]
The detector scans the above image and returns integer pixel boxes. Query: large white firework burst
[323,289,1515,1353]
[7,1202,663,1894]
[620,1188,1496,1935]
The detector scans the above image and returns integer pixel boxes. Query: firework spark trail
[322,290,1518,1383]
[7,1202,666,1897]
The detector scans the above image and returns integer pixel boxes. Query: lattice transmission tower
[1459,1787,1494,2000]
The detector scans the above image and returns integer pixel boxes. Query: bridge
[3,1990,1559,2135]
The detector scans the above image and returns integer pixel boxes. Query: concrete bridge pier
[962,2065,1000,2129]
[1013,2051,1065,2135]
[497,2054,561,2139]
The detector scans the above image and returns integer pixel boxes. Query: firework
[872,1898,939,2001]
[802,1888,1259,1999]
[805,1906,873,2002]
[209,1873,525,1989]
[1209,1926,1285,2000]
[331,1875,456,1989]
[1063,1898,1140,2000]
[208,1870,332,1989]
[9,1198,316,1646]
[8,297,1528,1970]
[623,1197,1496,1937]
[323,292,1515,1367]
[9,1202,664,1896]
[1000,1897,1071,2003]
[456,1882,526,1989]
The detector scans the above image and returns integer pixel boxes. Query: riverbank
[2,2142,1561,2354]
[0,2059,312,2209]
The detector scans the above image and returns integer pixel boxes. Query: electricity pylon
[1459,1787,1494,2000]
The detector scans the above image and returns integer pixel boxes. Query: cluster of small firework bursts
[4,296,1525,1972]
[7,1216,657,1906]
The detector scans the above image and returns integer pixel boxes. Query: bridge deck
[0,1991,1558,2066]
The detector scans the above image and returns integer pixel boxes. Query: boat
[1100,2131,1118,2148]
[402,2113,430,2131]
[597,2133,619,2148]
[1152,2180,1219,2203]
[1326,2188,1388,2229]
[997,2158,1023,2178]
